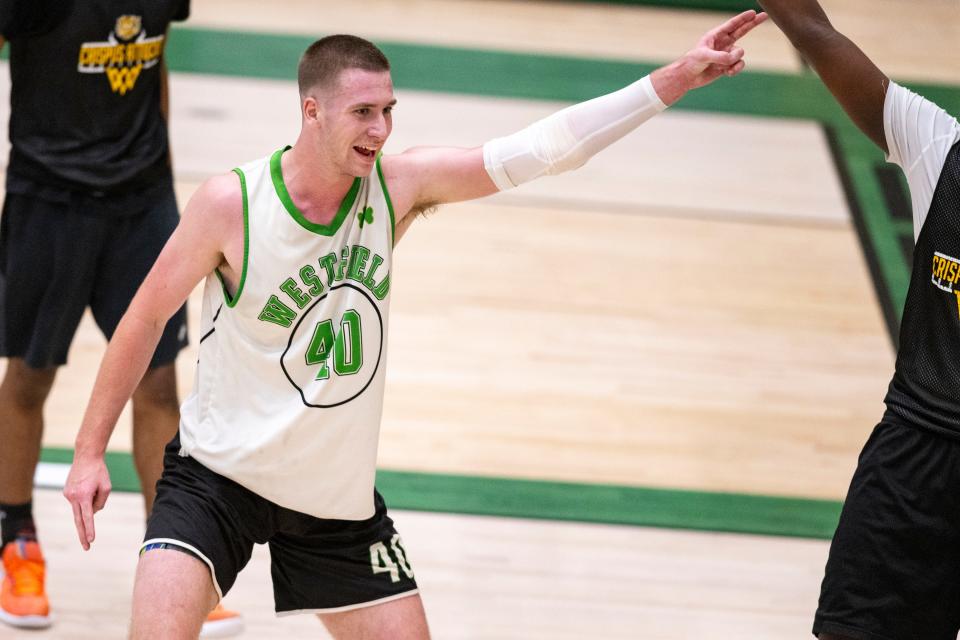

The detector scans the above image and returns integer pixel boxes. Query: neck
[282,140,357,223]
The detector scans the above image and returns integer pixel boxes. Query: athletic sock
[0,501,37,550]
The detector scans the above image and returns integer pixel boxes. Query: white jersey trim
[275,589,420,617]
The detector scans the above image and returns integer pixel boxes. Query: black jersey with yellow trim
[883,142,960,437]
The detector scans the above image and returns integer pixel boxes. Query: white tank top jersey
[178,146,395,520]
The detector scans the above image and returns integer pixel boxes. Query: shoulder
[884,83,960,177]
[377,151,427,219]
[379,148,423,182]
[183,172,244,229]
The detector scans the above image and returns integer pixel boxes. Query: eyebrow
[351,99,398,109]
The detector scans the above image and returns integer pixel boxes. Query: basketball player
[0,1,241,635]
[756,1,960,639]
[64,12,766,639]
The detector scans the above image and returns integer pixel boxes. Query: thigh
[319,593,429,640]
[131,544,218,640]
[89,182,188,367]
[143,435,270,598]
[269,490,419,615]
[0,193,103,367]
[814,422,960,640]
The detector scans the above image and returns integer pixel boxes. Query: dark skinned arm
[758,0,889,153]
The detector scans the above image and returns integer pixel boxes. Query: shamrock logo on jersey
[358,206,374,228]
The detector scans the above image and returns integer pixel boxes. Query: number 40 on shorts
[370,534,415,583]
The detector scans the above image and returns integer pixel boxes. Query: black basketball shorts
[142,435,419,614]
[813,420,960,640]
[0,178,187,368]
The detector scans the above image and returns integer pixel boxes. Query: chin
[350,157,376,175]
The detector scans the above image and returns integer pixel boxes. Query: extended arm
[383,10,767,228]
[63,174,241,549]
[757,0,888,151]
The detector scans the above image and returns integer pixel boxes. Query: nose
[368,115,389,140]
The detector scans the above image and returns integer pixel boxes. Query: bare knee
[131,548,217,640]
[0,359,57,410]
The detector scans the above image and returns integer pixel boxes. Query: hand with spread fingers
[652,10,768,104]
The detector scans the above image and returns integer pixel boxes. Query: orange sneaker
[200,602,244,638]
[0,539,52,629]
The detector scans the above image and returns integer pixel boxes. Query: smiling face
[303,68,396,178]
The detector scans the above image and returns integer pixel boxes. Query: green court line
[164,27,960,111]
[40,448,841,539]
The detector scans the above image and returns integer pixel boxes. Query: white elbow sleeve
[483,75,667,190]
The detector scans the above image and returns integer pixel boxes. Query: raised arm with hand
[757,0,888,151]
[383,10,767,225]
[63,175,241,550]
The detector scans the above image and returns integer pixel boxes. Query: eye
[384,106,393,116]
[355,108,370,116]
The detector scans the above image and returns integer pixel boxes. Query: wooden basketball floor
[1,0,957,637]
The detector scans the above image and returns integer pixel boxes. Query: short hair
[297,35,390,96]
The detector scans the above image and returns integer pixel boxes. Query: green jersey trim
[375,156,396,247]
[215,168,250,308]
[270,146,361,237]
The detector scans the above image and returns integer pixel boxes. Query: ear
[302,95,320,123]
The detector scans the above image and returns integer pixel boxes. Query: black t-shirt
[0,0,73,39]
[4,0,190,194]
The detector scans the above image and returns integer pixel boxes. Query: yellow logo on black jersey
[76,15,164,96]
[931,251,960,318]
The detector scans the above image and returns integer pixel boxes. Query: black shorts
[142,435,419,614]
[0,178,187,368]
[813,421,960,639]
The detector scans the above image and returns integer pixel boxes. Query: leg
[319,594,430,640]
[131,363,180,515]
[0,194,101,629]
[0,360,56,629]
[130,549,218,640]
[0,359,57,506]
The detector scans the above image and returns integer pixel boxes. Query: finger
[79,498,96,547]
[705,65,727,82]
[92,483,111,512]
[730,12,769,42]
[708,10,757,41]
[695,47,743,67]
[726,60,746,76]
[68,497,90,551]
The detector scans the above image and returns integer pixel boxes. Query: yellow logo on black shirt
[931,251,960,318]
[115,15,142,41]
[77,15,164,96]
